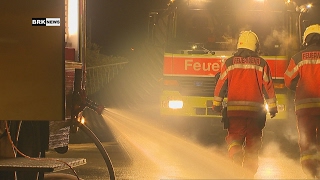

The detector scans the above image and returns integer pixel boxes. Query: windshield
[168,3,289,56]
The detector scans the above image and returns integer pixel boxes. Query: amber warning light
[32,18,60,26]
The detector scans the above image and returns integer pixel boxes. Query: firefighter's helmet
[303,24,320,45]
[237,30,260,52]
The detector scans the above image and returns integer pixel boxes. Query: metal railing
[85,62,128,95]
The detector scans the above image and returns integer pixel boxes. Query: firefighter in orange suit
[212,30,278,177]
[284,24,320,179]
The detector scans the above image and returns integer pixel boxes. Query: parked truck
[0,1,114,179]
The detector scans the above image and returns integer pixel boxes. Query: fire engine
[148,0,319,120]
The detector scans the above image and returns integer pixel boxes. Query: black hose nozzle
[86,98,105,115]
[72,89,105,116]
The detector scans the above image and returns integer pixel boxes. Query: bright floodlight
[68,0,79,35]
[67,0,79,51]
[168,100,183,109]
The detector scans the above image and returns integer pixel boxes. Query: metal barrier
[85,62,128,95]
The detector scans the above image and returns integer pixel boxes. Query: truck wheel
[54,146,69,154]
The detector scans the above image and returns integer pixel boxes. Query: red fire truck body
[161,52,288,119]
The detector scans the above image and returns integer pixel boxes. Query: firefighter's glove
[213,105,222,112]
[269,107,278,118]
[212,100,222,113]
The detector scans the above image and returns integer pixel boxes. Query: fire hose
[72,120,115,180]
[70,89,116,180]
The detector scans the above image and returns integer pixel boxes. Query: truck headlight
[168,100,183,109]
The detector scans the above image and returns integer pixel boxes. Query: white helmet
[237,30,260,52]
[303,24,320,45]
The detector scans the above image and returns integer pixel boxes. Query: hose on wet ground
[74,120,116,180]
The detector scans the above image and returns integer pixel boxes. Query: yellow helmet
[303,24,320,45]
[237,30,260,52]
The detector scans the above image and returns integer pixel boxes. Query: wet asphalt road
[46,107,308,179]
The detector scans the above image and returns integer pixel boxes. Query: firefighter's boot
[232,151,244,166]
[242,153,259,179]
[302,160,318,179]
[228,151,244,178]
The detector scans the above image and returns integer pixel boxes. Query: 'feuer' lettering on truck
[184,59,220,72]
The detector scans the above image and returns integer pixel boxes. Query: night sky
[87,0,167,56]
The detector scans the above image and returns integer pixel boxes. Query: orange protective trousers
[226,116,263,174]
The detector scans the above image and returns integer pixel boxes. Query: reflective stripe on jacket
[213,49,277,118]
[300,149,320,163]
[284,45,320,115]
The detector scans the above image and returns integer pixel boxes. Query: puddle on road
[101,108,307,179]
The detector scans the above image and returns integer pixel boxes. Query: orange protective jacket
[284,44,320,116]
[213,49,277,118]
